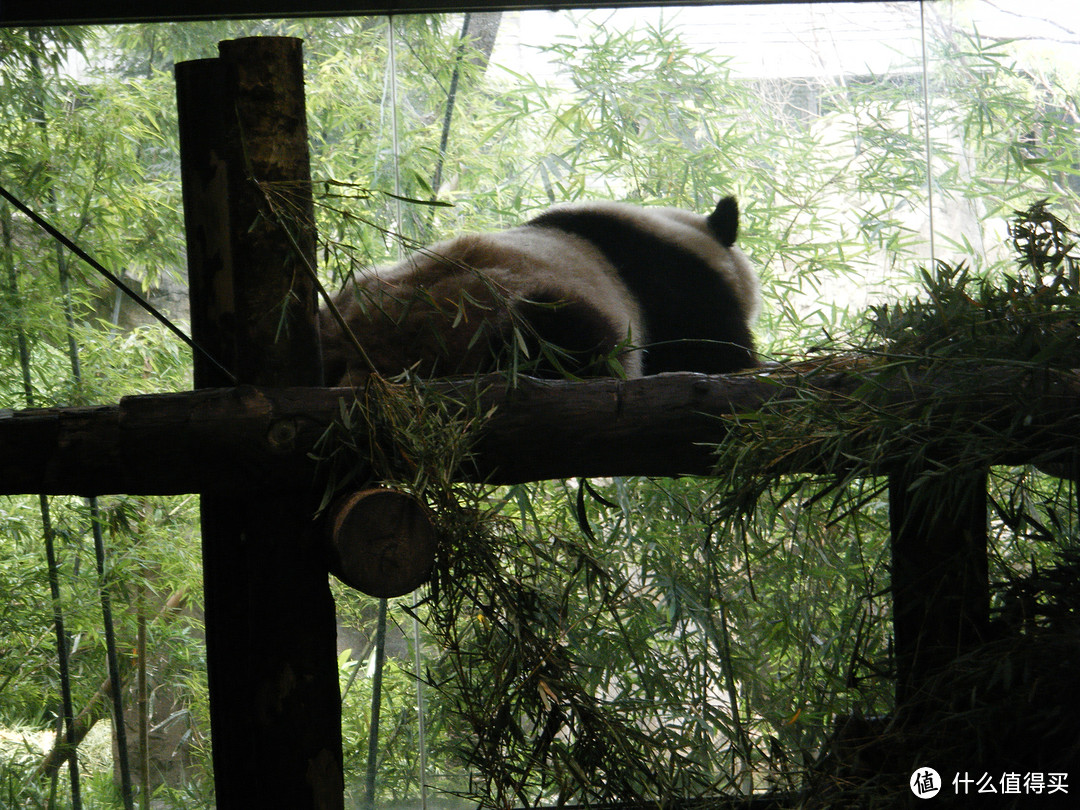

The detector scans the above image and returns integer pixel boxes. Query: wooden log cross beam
[2,367,1078,498]
[1,34,1077,810]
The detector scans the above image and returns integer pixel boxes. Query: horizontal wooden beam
[0,366,1076,497]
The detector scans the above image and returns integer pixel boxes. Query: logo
[911,767,942,798]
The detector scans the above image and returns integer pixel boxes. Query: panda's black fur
[319,196,760,385]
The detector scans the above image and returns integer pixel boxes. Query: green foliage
[869,202,1079,367]
[712,201,1079,538]
[336,631,429,805]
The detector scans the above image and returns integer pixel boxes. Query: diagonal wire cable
[0,180,237,385]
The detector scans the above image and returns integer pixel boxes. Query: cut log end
[327,489,437,597]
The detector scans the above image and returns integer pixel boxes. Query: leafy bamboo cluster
[711,201,1080,527]
[318,377,746,805]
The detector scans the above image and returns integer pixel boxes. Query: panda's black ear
[707,195,739,247]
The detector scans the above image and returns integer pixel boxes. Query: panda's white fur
[319,196,760,384]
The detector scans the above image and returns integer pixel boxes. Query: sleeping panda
[319,196,760,385]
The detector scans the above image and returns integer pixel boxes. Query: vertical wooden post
[177,38,344,809]
[889,465,989,707]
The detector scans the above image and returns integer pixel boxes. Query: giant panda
[319,196,760,385]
